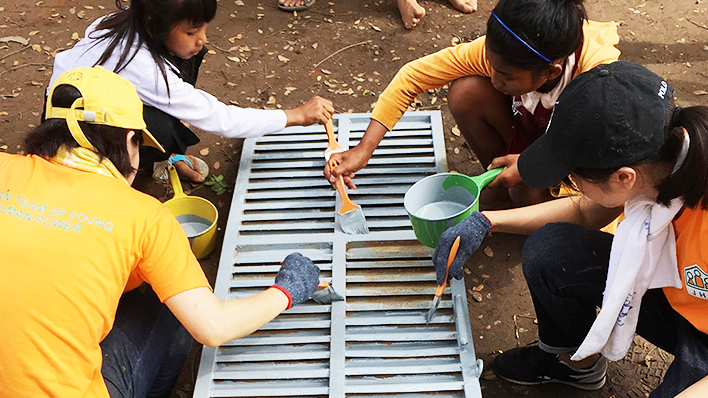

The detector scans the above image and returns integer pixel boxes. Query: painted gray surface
[194,112,483,398]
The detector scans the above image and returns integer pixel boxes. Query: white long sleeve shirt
[49,17,287,139]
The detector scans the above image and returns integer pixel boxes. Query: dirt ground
[1,0,707,396]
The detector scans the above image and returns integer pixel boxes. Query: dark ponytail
[24,85,141,178]
[657,106,708,209]
[92,0,217,96]
[572,105,708,210]
[486,0,587,73]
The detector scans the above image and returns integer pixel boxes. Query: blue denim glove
[272,253,320,309]
[432,211,492,285]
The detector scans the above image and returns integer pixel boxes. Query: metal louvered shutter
[194,111,483,398]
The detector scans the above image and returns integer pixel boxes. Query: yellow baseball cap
[45,66,165,153]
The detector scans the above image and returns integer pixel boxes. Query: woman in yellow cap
[0,67,321,398]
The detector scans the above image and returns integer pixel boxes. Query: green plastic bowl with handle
[404,168,503,248]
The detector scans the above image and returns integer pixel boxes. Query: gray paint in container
[176,214,212,238]
[414,200,469,220]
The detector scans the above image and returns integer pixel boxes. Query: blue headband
[491,11,553,64]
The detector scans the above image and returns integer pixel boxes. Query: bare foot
[448,0,476,14]
[279,0,305,8]
[173,155,206,183]
[397,0,426,30]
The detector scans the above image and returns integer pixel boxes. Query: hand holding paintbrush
[324,120,369,235]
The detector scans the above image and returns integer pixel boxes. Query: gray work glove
[272,253,320,309]
[432,211,492,285]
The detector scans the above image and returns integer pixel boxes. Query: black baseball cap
[518,61,674,189]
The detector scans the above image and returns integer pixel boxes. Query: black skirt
[139,46,208,166]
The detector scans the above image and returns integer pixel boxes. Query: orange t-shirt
[0,153,210,398]
[664,207,708,334]
[371,20,621,131]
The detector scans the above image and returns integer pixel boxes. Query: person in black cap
[430,61,708,395]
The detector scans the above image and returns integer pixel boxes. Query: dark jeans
[100,285,192,398]
[522,222,708,397]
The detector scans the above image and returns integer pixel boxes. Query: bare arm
[676,375,708,398]
[483,195,623,235]
[164,287,289,347]
[284,96,334,127]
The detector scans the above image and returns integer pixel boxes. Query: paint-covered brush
[311,280,345,304]
[328,158,369,235]
[425,235,461,323]
[323,119,345,160]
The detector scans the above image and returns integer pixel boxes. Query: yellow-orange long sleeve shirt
[371,20,621,130]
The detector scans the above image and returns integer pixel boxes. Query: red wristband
[270,285,293,310]
[480,212,493,236]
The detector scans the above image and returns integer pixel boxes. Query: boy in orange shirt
[326,0,620,209]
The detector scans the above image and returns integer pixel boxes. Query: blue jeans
[522,222,708,397]
[101,285,193,398]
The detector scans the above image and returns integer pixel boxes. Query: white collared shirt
[49,16,287,139]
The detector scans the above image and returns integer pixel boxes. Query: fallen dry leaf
[267,95,276,105]
[463,268,471,275]
[71,32,79,40]
[321,69,332,75]
[277,54,290,63]
[213,161,220,170]
[451,125,461,136]
[471,291,483,302]
[31,44,41,52]
[199,147,210,156]
[312,43,318,49]
[371,25,382,32]
[227,56,240,62]
[694,90,708,96]
[0,112,7,117]
[0,144,8,150]
[0,36,29,45]
[472,284,484,292]
[483,246,494,258]
[454,147,460,154]
[29,30,39,36]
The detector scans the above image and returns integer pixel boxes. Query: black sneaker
[493,344,607,391]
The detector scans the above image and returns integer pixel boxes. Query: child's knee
[447,76,494,114]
